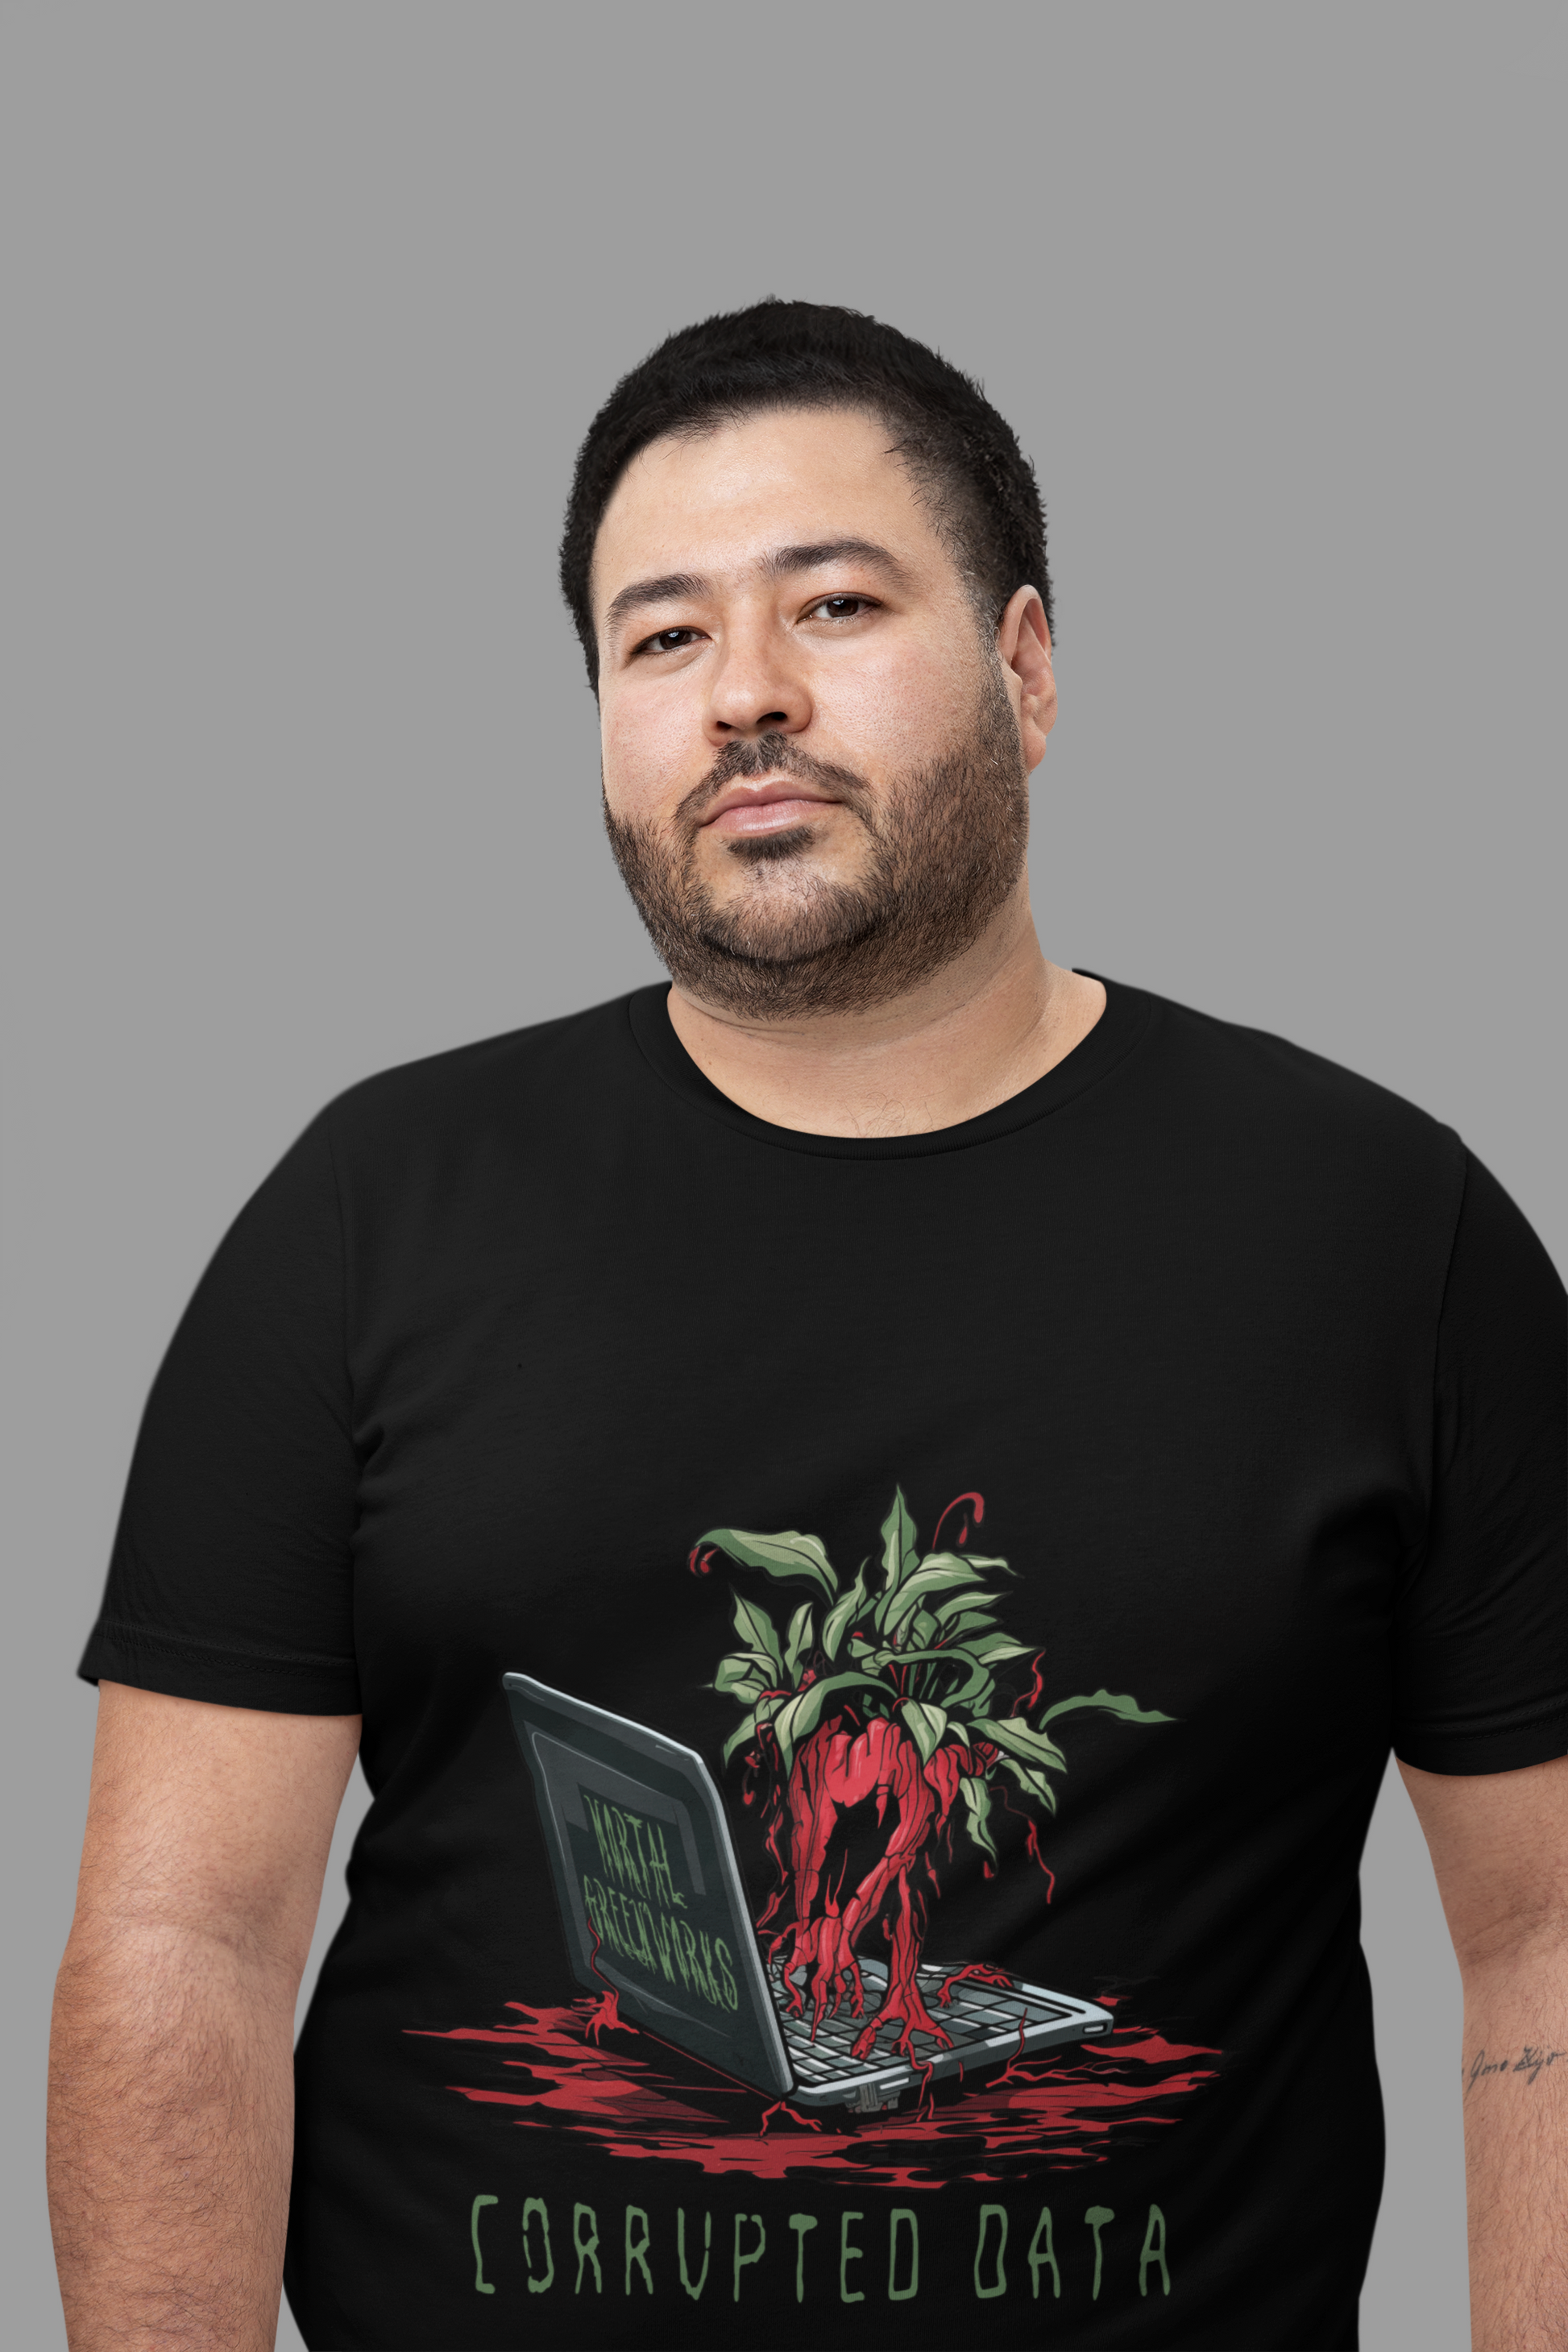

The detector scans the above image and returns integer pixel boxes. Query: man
[49,301,1565,2351]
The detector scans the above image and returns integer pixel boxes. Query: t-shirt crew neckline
[624,971,1154,1160]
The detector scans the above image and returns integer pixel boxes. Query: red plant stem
[930,1491,985,1551]
[1012,1650,1047,1717]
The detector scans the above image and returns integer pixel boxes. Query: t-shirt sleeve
[1392,1151,1567,1773]
[77,1112,361,1715]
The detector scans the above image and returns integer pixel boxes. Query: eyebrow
[604,539,913,644]
[764,538,913,587]
[604,571,707,637]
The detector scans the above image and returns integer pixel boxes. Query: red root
[585,1990,620,2043]
[583,1915,624,2043]
[936,1962,1014,2007]
[912,2055,937,2121]
[760,2099,823,2136]
[994,2014,1030,2083]
[754,1713,1001,2064]
[1023,1817,1056,1899]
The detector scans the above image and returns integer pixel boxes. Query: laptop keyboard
[769,1959,1068,2088]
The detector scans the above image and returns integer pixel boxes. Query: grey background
[4,6,1562,2347]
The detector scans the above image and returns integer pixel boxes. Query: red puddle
[410,1999,1219,2188]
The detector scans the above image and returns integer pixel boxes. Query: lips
[700,779,839,837]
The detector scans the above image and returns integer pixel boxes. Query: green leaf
[959,1775,1000,1863]
[732,1592,783,1675]
[882,1558,997,1637]
[935,1606,1001,1641]
[720,1693,786,1765]
[713,1646,777,1682]
[783,1603,815,1682]
[899,1699,948,1764]
[771,1668,894,1774]
[714,1653,767,1700]
[919,1550,1011,1578]
[996,1752,1059,1813]
[820,1568,867,1661]
[911,1608,940,1649]
[891,1648,993,1713]
[958,1681,997,1728]
[973,1715,1068,1774]
[700,1526,839,1605]
[930,1578,1011,1617]
[721,1708,759,1764]
[1039,1688,1174,1730]
[880,1487,919,1594]
[931,1593,973,1624]
[966,1633,1036,1665]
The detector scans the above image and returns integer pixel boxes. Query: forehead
[591,407,944,615]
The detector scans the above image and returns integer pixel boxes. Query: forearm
[1458,1935,1568,2352]
[48,1917,297,2352]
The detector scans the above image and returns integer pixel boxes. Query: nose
[703,616,811,745]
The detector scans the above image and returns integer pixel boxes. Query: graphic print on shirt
[418,1485,1221,2188]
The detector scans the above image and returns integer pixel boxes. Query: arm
[1400,1751,1568,2352]
[48,1682,362,2352]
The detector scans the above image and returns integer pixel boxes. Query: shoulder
[314,989,650,1159]
[1149,986,1460,1147]
[1123,983,1470,1233]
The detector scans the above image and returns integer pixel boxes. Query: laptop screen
[503,1674,792,2099]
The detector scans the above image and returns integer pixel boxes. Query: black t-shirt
[81,978,1566,2352]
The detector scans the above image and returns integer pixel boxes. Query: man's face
[592,406,1054,1018]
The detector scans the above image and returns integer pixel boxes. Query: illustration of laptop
[504,1673,1113,2115]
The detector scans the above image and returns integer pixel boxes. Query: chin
[720,826,819,866]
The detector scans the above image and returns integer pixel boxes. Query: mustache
[675,732,877,831]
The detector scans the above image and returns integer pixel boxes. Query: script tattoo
[1463,2046,1567,2097]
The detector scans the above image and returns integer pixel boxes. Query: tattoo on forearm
[1463,2046,1566,2096]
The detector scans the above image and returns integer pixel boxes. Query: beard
[602,660,1031,1020]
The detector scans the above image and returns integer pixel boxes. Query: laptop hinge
[847,2080,902,2114]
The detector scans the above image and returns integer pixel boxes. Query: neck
[663,873,1106,1138]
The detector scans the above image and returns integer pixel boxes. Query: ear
[995,587,1056,774]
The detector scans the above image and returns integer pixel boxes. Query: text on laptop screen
[577,1782,740,2014]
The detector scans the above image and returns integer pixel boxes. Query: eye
[633,626,705,657]
[805,595,877,622]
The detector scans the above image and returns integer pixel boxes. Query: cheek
[599,686,694,825]
[820,637,976,769]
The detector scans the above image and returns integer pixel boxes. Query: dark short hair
[559,298,1050,693]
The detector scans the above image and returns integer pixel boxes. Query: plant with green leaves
[690,1485,1169,2061]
